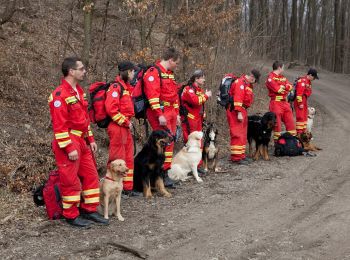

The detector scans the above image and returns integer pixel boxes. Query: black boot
[197,168,207,177]
[80,212,109,225]
[66,216,93,228]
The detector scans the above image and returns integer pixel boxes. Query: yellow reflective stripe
[246,87,252,92]
[288,130,297,135]
[62,202,74,209]
[151,104,161,109]
[297,96,302,102]
[164,152,173,156]
[234,102,242,106]
[187,113,195,119]
[168,75,175,79]
[198,96,203,104]
[231,145,245,148]
[82,188,100,196]
[231,151,245,154]
[84,197,99,204]
[173,104,179,108]
[88,130,93,137]
[58,139,72,148]
[83,93,87,100]
[149,98,159,103]
[70,129,83,137]
[62,195,80,202]
[122,90,130,96]
[48,94,53,102]
[163,101,170,106]
[123,177,133,181]
[127,169,134,173]
[55,132,69,139]
[65,96,78,104]
[164,158,172,163]
[161,73,169,78]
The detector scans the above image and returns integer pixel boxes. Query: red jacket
[48,79,94,153]
[266,72,293,101]
[229,75,254,112]
[143,61,179,117]
[105,76,135,128]
[181,83,208,119]
[295,75,312,104]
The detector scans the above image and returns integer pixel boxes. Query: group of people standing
[48,47,318,227]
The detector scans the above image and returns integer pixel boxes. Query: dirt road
[1,68,350,259]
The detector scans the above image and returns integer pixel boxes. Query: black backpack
[287,77,300,102]
[217,74,238,108]
[274,132,305,156]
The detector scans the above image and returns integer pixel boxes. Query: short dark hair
[272,61,283,70]
[188,69,205,85]
[251,69,261,83]
[120,70,129,82]
[162,47,180,61]
[62,57,81,77]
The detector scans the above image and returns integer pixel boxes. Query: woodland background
[0,0,349,193]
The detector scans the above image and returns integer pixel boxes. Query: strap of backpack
[112,81,125,98]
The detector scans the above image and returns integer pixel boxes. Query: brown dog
[299,131,322,152]
[98,159,128,221]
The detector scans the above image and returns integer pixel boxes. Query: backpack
[178,84,190,117]
[88,81,123,128]
[274,132,305,157]
[287,77,300,102]
[131,65,162,119]
[33,170,63,220]
[217,74,238,108]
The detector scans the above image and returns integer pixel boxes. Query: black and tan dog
[247,112,276,160]
[202,123,219,172]
[133,130,172,199]
[299,131,322,151]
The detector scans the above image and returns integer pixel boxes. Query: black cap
[118,61,136,72]
[307,68,319,79]
[251,69,261,83]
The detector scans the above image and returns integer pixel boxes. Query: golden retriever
[97,159,128,221]
[168,131,203,183]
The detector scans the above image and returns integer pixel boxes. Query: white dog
[168,131,203,183]
[307,107,316,133]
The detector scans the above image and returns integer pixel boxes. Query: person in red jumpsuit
[226,69,261,165]
[180,69,211,174]
[266,61,296,141]
[105,61,137,195]
[143,47,181,187]
[49,57,108,227]
[294,68,319,134]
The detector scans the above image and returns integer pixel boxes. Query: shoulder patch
[268,78,272,82]
[112,91,119,98]
[189,89,194,93]
[240,85,244,90]
[301,83,305,86]
[54,100,61,108]
[148,76,155,82]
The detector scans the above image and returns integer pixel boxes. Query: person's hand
[90,142,97,154]
[205,90,212,98]
[129,122,133,130]
[299,104,304,109]
[280,85,286,93]
[176,115,181,126]
[159,115,167,126]
[237,112,243,122]
[68,150,79,161]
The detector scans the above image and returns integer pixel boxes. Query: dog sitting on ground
[247,112,276,160]
[98,159,128,221]
[133,130,172,199]
[202,123,219,172]
[168,131,203,183]
[307,107,316,133]
[299,131,322,151]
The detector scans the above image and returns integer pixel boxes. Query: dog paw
[163,192,172,198]
[196,177,203,183]
[117,215,125,221]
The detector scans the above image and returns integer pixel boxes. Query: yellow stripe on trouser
[231,145,246,155]
[273,132,281,140]
[124,169,133,182]
[288,130,297,135]
[82,188,99,196]
[84,197,99,204]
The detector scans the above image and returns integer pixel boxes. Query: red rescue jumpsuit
[144,61,179,170]
[49,79,99,220]
[226,75,254,161]
[105,76,135,191]
[266,72,296,141]
[180,83,208,143]
[293,76,312,134]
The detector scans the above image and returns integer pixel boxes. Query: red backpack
[42,170,63,220]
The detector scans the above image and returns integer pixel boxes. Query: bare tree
[82,0,94,67]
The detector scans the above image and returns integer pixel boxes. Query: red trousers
[181,116,203,167]
[226,109,247,161]
[294,99,308,134]
[52,135,99,219]
[107,123,134,191]
[269,100,296,141]
[147,106,177,171]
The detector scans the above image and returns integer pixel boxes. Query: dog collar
[105,176,116,182]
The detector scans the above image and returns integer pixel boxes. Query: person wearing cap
[266,61,296,142]
[227,69,260,165]
[143,47,181,187]
[105,61,136,193]
[48,57,108,227]
[294,68,319,134]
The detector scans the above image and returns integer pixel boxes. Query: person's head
[272,61,284,74]
[189,69,205,86]
[118,61,136,82]
[246,69,261,84]
[306,68,319,81]
[161,47,180,71]
[61,57,86,81]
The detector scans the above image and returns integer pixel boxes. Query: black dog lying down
[247,112,276,160]
[133,130,172,199]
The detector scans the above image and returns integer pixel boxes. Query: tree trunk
[290,0,298,61]
[82,0,94,67]
[334,0,341,72]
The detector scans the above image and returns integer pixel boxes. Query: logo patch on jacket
[54,100,61,108]
[112,91,118,98]
[148,76,154,82]
[240,85,244,90]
